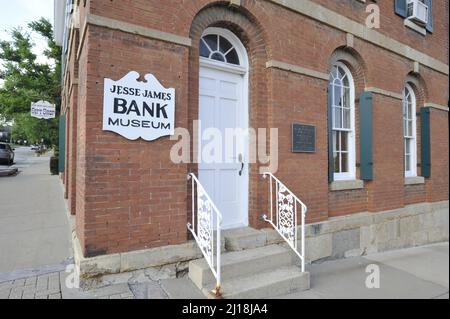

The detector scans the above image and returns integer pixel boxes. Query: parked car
[30,144,39,150]
[0,143,14,165]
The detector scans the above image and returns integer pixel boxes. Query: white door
[198,65,248,229]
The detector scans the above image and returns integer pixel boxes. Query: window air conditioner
[407,0,428,25]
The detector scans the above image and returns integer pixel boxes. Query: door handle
[238,153,244,176]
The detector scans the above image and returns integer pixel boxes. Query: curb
[0,168,18,177]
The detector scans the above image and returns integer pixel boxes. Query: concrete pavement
[276,242,449,299]
[0,147,72,273]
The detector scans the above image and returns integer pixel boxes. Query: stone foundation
[72,200,449,280]
[301,200,449,262]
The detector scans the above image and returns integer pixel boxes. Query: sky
[0,0,55,66]
[0,0,55,123]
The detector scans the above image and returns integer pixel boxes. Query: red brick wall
[269,69,329,223]
[75,25,89,254]
[64,111,70,199]
[312,0,448,64]
[367,94,405,212]
[67,87,78,215]
[75,24,190,256]
[63,0,448,256]
[428,108,450,202]
[405,184,427,205]
[66,30,80,215]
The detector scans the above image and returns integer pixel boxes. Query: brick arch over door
[187,3,271,229]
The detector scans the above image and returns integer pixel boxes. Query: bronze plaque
[292,123,316,153]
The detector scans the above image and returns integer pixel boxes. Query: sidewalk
[0,148,72,273]
[0,242,448,299]
[277,242,449,299]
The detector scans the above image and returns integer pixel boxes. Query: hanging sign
[103,71,175,141]
[31,100,56,119]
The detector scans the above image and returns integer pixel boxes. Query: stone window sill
[330,180,364,191]
[404,19,426,36]
[405,176,425,185]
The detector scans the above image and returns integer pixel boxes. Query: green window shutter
[425,0,433,33]
[59,115,66,173]
[395,0,408,17]
[420,107,431,178]
[327,83,334,183]
[359,91,373,180]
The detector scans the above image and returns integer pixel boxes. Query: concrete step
[189,244,293,290]
[214,266,310,299]
[223,227,267,251]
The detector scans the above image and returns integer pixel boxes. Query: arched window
[403,84,417,177]
[329,62,356,180]
[200,33,240,66]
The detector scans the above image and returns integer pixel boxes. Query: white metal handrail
[187,173,222,297]
[261,172,307,272]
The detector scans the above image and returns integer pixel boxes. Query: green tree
[0,18,61,146]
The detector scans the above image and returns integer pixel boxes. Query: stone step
[212,266,310,299]
[223,227,267,251]
[189,244,293,290]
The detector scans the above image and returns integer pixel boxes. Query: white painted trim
[200,57,247,75]
[201,27,249,70]
[332,62,356,181]
[404,83,417,178]
[199,27,250,229]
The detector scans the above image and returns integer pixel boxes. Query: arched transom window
[329,62,356,180]
[403,84,417,177]
[200,34,240,66]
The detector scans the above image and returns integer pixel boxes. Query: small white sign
[31,100,56,119]
[103,71,175,141]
